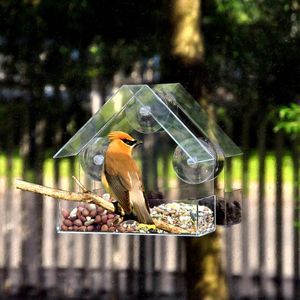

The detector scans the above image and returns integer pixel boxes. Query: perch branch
[15,179,191,234]
[153,219,191,234]
[15,179,121,215]
[72,176,88,192]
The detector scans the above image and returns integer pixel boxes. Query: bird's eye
[122,139,136,146]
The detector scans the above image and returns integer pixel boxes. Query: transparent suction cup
[125,97,162,133]
[172,138,224,184]
[79,137,109,181]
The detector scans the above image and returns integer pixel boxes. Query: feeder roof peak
[54,83,241,160]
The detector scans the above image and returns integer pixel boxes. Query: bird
[102,131,154,225]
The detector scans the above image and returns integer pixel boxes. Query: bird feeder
[54,83,242,236]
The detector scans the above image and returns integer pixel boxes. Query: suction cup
[79,137,109,181]
[172,138,224,184]
[125,96,165,134]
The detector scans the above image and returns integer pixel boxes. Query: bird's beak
[134,140,143,147]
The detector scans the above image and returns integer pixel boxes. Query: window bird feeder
[54,83,242,236]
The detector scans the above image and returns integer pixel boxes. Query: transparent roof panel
[54,83,241,161]
[131,85,214,163]
[153,83,242,158]
[53,85,141,158]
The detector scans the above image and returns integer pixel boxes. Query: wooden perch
[15,179,191,234]
[15,179,122,215]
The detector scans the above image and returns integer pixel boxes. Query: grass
[0,151,297,184]
[157,151,295,184]
[0,154,80,178]
[221,152,294,184]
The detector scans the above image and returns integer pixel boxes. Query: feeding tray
[54,83,242,236]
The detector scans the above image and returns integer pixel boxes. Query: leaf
[275,104,300,136]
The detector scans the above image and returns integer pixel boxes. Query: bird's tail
[129,190,154,224]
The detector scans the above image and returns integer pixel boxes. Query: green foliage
[203,0,300,112]
[0,0,164,152]
[274,104,300,136]
[215,0,261,24]
[0,0,300,155]
[295,221,300,227]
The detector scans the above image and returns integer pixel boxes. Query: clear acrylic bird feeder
[54,83,242,236]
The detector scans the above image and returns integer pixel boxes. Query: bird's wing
[133,167,151,213]
[128,167,153,224]
[104,155,133,214]
[104,170,132,213]
[133,168,151,213]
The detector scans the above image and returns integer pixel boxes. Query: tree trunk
[162,1,229,299]
[162,0,207,100]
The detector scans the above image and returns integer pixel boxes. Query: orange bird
[102,131,154,224]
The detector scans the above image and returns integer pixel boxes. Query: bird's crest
[108,131,134,141]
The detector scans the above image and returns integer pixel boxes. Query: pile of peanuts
[60,201,145,233]
[60,203,124,232]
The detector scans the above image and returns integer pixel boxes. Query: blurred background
[0,0,299,299]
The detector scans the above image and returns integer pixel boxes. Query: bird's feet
[137,223,157,233]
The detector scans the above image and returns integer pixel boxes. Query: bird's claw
[137,224,157,231]
[112,200,122,215]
